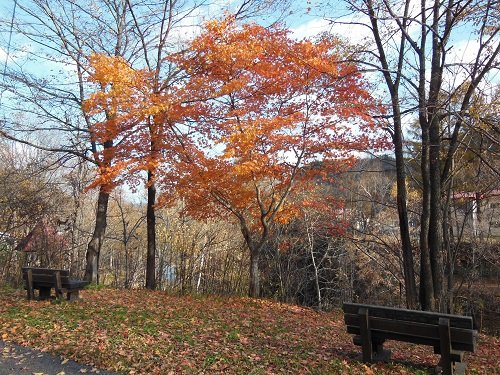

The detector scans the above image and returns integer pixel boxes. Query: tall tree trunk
[428,116,444,310]
[443,180,454,313]
[84,186,110,283]
[249,248,260,298]
[427,0,445,311]
[419,125,434,310]
[239,217,263,298]
[427,115,443,313]
[415,0,435,311]
[394,122,418,309]
[365,0,417,308]
[145,170,156,290]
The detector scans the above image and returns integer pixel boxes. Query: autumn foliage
[83,54,187,191]
[83,17,388,296]
[165,18,383,218]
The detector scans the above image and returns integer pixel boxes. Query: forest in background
[1,146,498,333]
[0,0,498,334]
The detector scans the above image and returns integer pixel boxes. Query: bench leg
[26,269,34,300]
[439,318,454,375]
[67,290,80,301]
[54,272,63,299]
[372,338,391,362]
[55,288,63,299]
[453,362,466,375]
[39,287,52,300]
[359,308,373,362]
[26,288,34,300]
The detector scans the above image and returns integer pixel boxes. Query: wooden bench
[22,267,89,301]
[343,302,477,375]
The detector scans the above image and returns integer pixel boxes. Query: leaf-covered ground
[0,287,498,374]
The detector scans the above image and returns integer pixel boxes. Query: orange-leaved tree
[84,53,190,190]
[81,53,153,282]
[83,53,154,190]
[83,53,191,287]
[164,18,387,297]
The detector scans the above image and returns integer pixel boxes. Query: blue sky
[0,0,496,203]
[0,0,497,129]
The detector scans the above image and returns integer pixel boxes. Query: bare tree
[332,0,499,310]
[0,0,143,282]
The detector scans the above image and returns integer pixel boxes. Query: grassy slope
[0,287,498,374]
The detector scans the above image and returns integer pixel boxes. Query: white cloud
[291,18,332,40]
[448,39,481,66]
[0,47,7,62]
[0,44,30,63]
[330,15,373,45]
[164,1,228,47]
[442,38,499,93]
[291,14,375,46]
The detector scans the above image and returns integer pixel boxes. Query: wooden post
[67,290,80,301]
[439,317,453,375]
[359,308,373,362]
[54,271,63,299]
[26,269,34,300]
[39,287,51,300]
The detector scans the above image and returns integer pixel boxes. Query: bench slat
[343,303,473,329]
[22,267,70,276]
[24,279,88,288]
[23,273,70,284]
[346,325,475,352]
[65,280,89,290]
[345,314,476,349]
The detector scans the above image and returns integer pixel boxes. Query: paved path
[0,341,116,375]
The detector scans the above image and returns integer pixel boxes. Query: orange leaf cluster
[83,17,389,237]
[83,54,189,190]
[163,18,386,233]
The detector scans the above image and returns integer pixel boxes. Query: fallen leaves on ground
[0,287,498,374]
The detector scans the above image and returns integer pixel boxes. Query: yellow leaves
[83,53,186,193]
[84,53,156,125]
[87,54,128,84]
[362,364,375,374]
[232,160,260,176]
[87,54,150,89]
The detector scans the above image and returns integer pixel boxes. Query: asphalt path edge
[0,340,116,375]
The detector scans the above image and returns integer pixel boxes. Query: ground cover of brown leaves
[0,286,498,374]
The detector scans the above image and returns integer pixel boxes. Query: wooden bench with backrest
[343,302,477,375]
[22,267,89,301]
